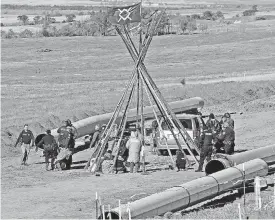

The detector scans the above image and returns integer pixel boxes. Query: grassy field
[1,2,275,219]
[1,24,275,153]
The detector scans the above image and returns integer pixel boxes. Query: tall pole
[139,27,146,173]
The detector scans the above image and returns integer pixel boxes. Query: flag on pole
[108,2,142,25]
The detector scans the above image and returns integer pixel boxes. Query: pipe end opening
[34,134,46,147]
[98,211,119,219]
[205,160,227,175]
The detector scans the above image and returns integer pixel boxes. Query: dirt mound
[172,80,275,113]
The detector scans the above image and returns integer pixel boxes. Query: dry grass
[2,28,275,127]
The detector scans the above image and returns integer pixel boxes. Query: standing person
[36,130,58,171]
[217,122,235,155]
[195,127,214,172]
[126,130,142,173]
[65,119,78,149]
[14,124,34,165]
[57,120,70,148]
[206,113,221,134]
[220,115,227,128]
[151,120,158,153]
[89,124,101,149]
[224,113,235,129]
[176,149,186,172]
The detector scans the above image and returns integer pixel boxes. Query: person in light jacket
[126,129,142,173]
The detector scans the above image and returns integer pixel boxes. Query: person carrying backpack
[36,129,58,171]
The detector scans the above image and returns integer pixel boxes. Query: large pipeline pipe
[102,158,268,219]
[205,144,275,175]
[34,97,204,145]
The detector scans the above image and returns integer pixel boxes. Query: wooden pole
[254,176,261,210]
[238,203,242,220]
[118,200,121,220]
[102,205,105,220]
[96,192,98,219]
[243,163,246,214]
[139,28,146,173]
[143,81,175,167]
[127,202,131,220]
[108,205,112,220]
[119,14,199,165]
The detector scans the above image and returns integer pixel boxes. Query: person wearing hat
[14,124,35,165]
[224,113,234,129]
[57,119,77,149]
[217,122,235,155]
[205,113,221,135]
[36,129,58,171]
[195,127,214,172]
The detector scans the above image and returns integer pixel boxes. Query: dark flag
[108,2,142,25]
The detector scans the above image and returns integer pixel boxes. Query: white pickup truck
[155,113,205,156]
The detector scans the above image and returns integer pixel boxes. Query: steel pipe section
[205,144,275,175]
[102,158,268,219]
[35,97,204,145]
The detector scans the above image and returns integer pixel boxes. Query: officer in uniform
[14,124,34,165]
[195,127,214,172]
[36,130,58,171]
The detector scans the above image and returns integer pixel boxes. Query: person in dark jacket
[57,119,77,149]
[196,127,214,172]
[14,124,34,165]
[89,124,101,149]
[205,113,221,135]
[224,113,235,129]
[176,150,186,171]
[217,122,235,155]
[36,130,58,171]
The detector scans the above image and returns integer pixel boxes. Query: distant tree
[186,19,197,34]
[17,15,29,25]
[78,11,84,15]
[41,28,50,37]
[216,11,224,19]
[33,15,42,24]
[19,29,33,38]
[1,23,4,27]
[6,29,16,38]
[191,14,201,20]
[89,11,96,17]
[48,17,56,23]
[180,16,189,33]
[66,14,76,22]
[156,12,170,35]
[180,16,196,34]
[203,10,214,20]
[243,9,256,16]
[252,5,258,12]
[91,12,110,36]
[1,30,6,38]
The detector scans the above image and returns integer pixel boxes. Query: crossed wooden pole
[85,10,200,174]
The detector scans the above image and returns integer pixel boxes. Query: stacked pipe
[205,144,275,175]
[102,158,268,219]
[34,97,204,146]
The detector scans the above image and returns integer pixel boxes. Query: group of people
[195,112,235,172]
[14,119,78,171]
[88,123,145,174]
